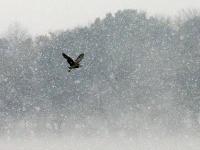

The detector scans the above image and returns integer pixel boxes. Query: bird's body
[62,53,84,72]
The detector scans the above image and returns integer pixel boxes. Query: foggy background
[0,1,200,149]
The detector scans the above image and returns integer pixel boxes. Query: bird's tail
[68,68,71,72]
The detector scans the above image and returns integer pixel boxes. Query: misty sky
[0,0,199,35]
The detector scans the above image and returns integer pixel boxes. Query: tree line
[0,9,200,136]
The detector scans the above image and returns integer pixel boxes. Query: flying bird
[62,52,84,72]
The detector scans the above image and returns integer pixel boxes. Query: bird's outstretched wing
[62,53,75,66]
[75,53,84,63]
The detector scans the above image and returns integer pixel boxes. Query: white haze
[1,1,200,150]
[0,134,200,150]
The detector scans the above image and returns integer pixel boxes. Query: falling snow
[0,9,200,150]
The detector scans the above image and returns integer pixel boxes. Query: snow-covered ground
[0,134,199,150]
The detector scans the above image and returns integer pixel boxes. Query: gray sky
[0,0,199,35]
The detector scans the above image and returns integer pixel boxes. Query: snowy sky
[0,0,199,35]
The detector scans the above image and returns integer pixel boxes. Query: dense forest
[0,9,200,136]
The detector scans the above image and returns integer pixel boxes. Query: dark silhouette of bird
[62,52,84,72]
